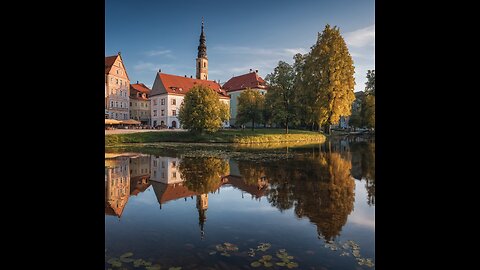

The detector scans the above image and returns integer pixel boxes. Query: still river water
[105,139,375,270]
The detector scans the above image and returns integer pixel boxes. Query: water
[105,139,375,269]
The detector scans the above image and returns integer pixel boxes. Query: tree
[236,88,265,131]
[265,61,298,134]
[362,70,375,129]
[179,157,230,194]
[302,25,356,134]
[178,84,230,133]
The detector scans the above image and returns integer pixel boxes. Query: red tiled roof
[155,73,229,98]
[130,83,151,93]
[130,83,151,100]
[105,55,118,74]
[222,72,267,92]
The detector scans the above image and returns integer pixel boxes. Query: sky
[106,0,375,92]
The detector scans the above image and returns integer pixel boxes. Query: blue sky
[106,0,375,92]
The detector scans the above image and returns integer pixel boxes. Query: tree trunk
[252,118,255,131]
[285,118,289,134]
[323,124,331,135]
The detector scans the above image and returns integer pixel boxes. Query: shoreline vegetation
[105,129,327,146]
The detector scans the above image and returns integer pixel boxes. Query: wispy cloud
[133,61,159,72]
[344,24,375,48]
[145,49,173,57]
[213,45,308,57]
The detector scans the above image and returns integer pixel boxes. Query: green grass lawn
[105,129,326,146]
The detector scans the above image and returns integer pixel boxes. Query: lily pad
[120,252,133,258]
[220,252,231,257]
[146,265,162,270]
[264,262,273,267]
[120,257,135,263]
[208,251,217,255]
[262,255,272,261]
[250,261,262,268]
[168,267,182,270]
[286,262,299,269]
[276,262,286,266]
[107,258,122,267]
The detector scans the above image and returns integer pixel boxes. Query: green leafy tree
[178,85,230,133]
[236,88,265,131]
[361,70,375,129]
[265,61,298,134]
[302,25,356,134]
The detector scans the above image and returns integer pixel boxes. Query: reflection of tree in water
[178,157,230,194]
[263,150,355,241]
[237,162,269,190]
[351,142,375,205]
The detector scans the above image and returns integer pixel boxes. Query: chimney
[118,51,121,55]
[159,68,161,73]
[250,69,252,73]
[255,69,258,73]
[190,75,193,78]
[136,80,139,84]
[184,75,187,77]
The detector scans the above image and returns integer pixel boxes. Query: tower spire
[198,18,207,58]
[196,18,208,80]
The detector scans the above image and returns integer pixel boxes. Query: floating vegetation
[250,261,262,268]
[145,265,161,270]
[247,248,256,257]
[133,259,152,268]
[106,258,122,268]
[256,242,271,252]
[318,239,375,268]
[212,242,239,257]
[119,252,134,263]
[168,267,182,270]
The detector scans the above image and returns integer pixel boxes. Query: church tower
[196,193,208,239]
[196,18,208,80]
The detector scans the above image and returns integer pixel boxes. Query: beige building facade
[129,82,151,125]
[105,52,130,120]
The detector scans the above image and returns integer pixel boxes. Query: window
[172,110,176,116]
[153,110,157,117]
[173,172,176,178]
[161,110,164,116]
[116,79,118,84]
[204,62,206,68]
[141,103,144,107]
[153,99,158,106]
[120,102,123,108]
[162,161,165,168]
[110,101,113,107]
[116,70,119,74]
[161,99,165,105]
[135,102,137,107]
[172,161,176,167]
[171,99,176,105]
[153,160,157,167]
[153,170,157,177]
[145,103,148,108]
[116,101,118,107]
[111,77,113,82]
[120,80,122,85]
[130,102,132,106]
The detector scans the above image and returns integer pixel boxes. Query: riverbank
[105,129,326,146]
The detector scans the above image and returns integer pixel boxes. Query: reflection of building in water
[150,157,270,239]
[130,155,151,196]
[105,157,130,217]
[150,156,182,184]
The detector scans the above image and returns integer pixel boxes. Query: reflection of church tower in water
[196,193,208,239]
